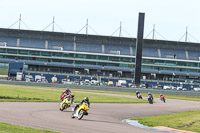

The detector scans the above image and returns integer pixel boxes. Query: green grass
[0,85,59,102]
[0,122,59,133]
[71,89,200,102]
[0,69,8,75]
[0,84,146,103]
[133,110,200,133]
[161,94,200,102]
[73,88,200,101]
[1,83,200,102]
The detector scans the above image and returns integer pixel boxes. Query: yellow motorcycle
[71,102,89,120]
[59,95,74,111]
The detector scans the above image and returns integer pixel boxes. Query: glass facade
[0,47,200,75]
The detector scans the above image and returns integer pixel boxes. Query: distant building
[0,28,200,83]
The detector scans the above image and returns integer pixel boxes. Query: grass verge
[0,84,146,103]
[133,110,200,133]
[0,69,8,75]
[71,89,200,102]
[1,83,199,102]
[0,122,59,133]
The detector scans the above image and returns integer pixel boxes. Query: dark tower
[134,13,145,86]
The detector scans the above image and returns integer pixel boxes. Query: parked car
[116,80,127,87]
[194,87,200,91]
[177,86,187,91]
[73,81,80,85]
[84,79,90,85]
[62,78,73,84]
[51,76,58,83]
[163,85,175,90]
[25,75,33,82]
[37,79,48,83]
[107,81,114,86]
[139,84,146,88]
[90,80,100,86]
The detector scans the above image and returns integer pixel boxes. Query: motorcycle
[137,93,143,99]
[59,95,74,111]
[148,95,153,104]
[71,102,89,120]
[160,95,166,103]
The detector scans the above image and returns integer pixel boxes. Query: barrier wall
[0,80,199,96]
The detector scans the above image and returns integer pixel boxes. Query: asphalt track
[0,96,200,133]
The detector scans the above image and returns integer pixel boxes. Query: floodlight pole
[185,27,188,42]
[119,21,122,37]
[52,16,55,32]
[19,14,21,30]
[152,24,155,40]
[86,19,88,35]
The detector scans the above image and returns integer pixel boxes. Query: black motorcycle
[137,93,143,99]
[148,95,153,104]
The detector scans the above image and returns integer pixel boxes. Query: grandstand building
[0,28,200,83]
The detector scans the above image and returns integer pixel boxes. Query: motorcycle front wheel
[163,98,166,103]
[148,99,153,104]
[60,105,66,111]
[78,110,84,120]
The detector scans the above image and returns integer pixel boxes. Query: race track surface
[0,98,200,133]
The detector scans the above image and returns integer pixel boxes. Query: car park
[177,86,187,91]
[163,85,175,90]
[194,87,200,91]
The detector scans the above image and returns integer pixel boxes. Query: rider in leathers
[136,91,141,98]
[60,88,71,101]
[74,97,90,115]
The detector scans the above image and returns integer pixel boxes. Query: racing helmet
[148,92,151,95]
[84,97,89,102]
[160,93,162,95]
[66,88,69,92]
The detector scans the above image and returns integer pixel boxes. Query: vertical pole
[52,16,55,32]
[102,44,105,53]
[73,36,76,51]
[45,40,48,49]
[152,24,155,39]
[19,14,21,30]
[119,21,122,37]
[134,12,145,87]
[17,38,20,47]
[185,27,188,42]
[86,19,88,35]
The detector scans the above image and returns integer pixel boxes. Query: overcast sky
[0,0,200,42]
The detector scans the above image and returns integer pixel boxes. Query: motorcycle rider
[74,97,90,115]
[136,91,141,98]
[147,92,154,104]
[148,92,153,99]
[60,88,72,101]
[160,93,165,100]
